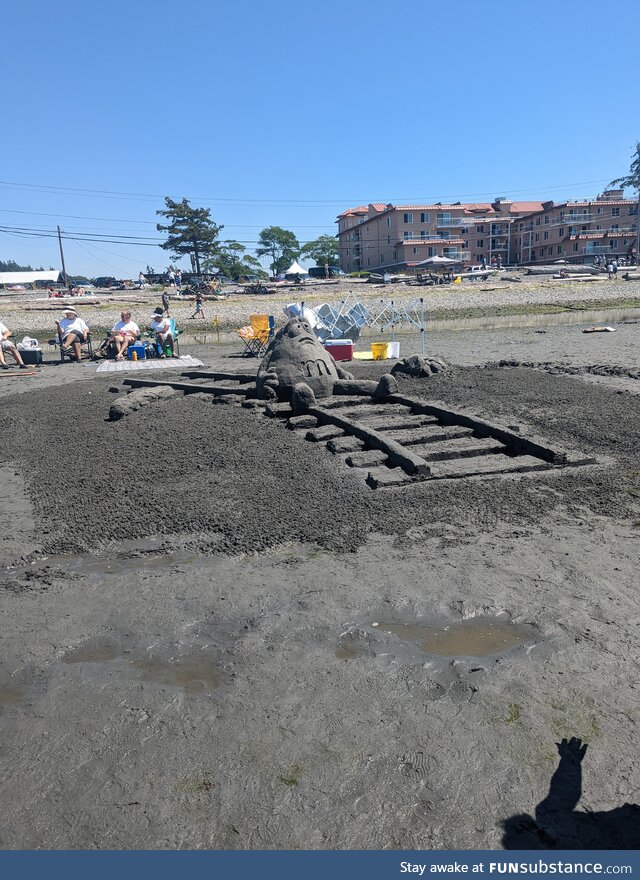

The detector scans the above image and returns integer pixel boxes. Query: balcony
[582,245,617,254]
[436,217,464,227]
[565,213,593,222]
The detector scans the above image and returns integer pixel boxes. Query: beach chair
[237,314,274,357]
[50,330,93,363]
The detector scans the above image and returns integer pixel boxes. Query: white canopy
[0,270,62,285]
[416,256,459,266]
[284,260,306,275]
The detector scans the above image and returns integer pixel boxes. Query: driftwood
[526,265,601,276]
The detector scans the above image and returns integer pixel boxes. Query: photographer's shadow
[502,737,640,849]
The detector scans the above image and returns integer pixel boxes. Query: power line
[0,177,616,207]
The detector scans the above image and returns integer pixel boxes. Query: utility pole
[57,226,68,288]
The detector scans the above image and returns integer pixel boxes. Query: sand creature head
[257,317,340,399]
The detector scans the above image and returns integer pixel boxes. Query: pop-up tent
[416,255,460,266]
[284,260,306,276]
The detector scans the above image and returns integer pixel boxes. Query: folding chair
[237,314,274,357]
[49,331,93,363]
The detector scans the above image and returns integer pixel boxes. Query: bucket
[388,341,400,358]
[371,342,390,360]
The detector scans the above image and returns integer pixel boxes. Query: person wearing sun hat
[149,307,175,357]
[55,306,90,363]
[0,318,26,369]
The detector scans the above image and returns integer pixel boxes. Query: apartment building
[512,190,638,264]
[336,191,637,271]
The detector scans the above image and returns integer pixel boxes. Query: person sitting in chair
[110,310,140,361]
[149,307,175,357]
[56,307,90,362]
[0,319,26,370]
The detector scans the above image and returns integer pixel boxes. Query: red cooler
[323,339,354,362]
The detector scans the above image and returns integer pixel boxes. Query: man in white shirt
[110,311,140,360]
[0,319,26,369]
[149,308,175,357]
[55,307,90,362]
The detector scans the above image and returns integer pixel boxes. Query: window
[557,246,563,255]
[387,235,390,244]
[476,225,484,233]
[404,213,413,223]
[597,207,602,214]
[535,234,539,242]
[428,247,434,257]
[559,211,565,220]
[572,244,578,252]
[420,212,429,223]
[413,247,418,254]
[380,255,384,263]
[403,231,411,239]
[477,239,484,247]
[544,231,549,240]
[460,228,467,235]
[420,230,428,239]
[386,217,391,226]
[612,207,620,216]
[535,218,541,226]
[367,257,370,265]
[611,224,619,231]
[544,216,549,224]
[548,247,553,255]
[558,228,564,237]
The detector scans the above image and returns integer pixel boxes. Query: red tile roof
[337,206,368,218]
[370,203,388,212]
[509,201,544,214]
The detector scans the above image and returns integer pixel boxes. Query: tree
[202,241,267,279]
[0,259,36,272]
[256,226,300,276]
[156,197,222,276]
[610,142,640,192]
[610,143,640,259]
[300,234,341,266]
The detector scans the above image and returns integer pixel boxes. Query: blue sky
[2,0,639,277]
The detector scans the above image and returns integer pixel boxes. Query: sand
[0,308,639,850]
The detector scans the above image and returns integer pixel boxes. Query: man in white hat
[0,319,26,370]
[55,306,90,362]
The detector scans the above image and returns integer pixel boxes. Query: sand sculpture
[256,317,398,411]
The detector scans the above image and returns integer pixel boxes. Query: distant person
[167,268,175,287]
[480,256,487,269]
[324,261,329,279]
[612,259,618,277]
[110,310,140,361]
[55,306,90,362]
[138,272,146,289]
[189,290,205,319]
[149,307,175,357]
[606,260,614,279]
[0,319,26,369]
[161,290,170,316]
[175,269,182,288]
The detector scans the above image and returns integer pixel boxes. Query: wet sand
[0,318,638,849]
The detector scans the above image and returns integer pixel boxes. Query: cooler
[323,339,354,361]
[20,349,43,365]
[127,343,146,360]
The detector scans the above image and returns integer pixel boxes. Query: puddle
[372,616,536,658]
[63,642,123,664]
[61,635,232,694]
[132,654,228,692]
[0,684,25,709]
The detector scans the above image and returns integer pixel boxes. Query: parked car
[92,276,118,289]
[307,265,346,278]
